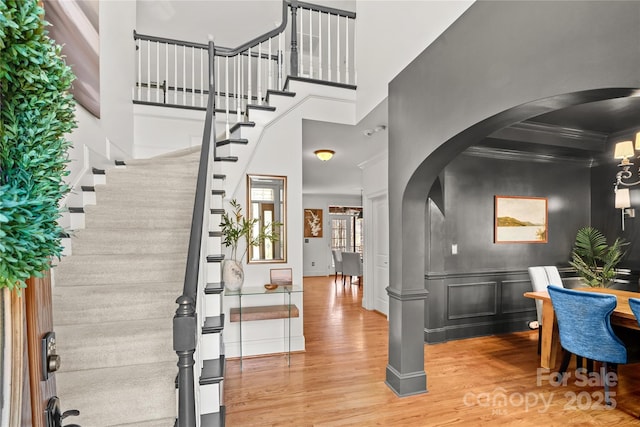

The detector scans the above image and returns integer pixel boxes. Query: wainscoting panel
[501,279,535,314]
[425,269,536,343]
[447,282,497,319]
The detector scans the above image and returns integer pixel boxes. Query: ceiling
[303,95,640,197]
[475,96,640,163]
[302,98,388,196]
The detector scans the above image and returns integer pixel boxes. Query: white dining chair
[341,251,363,286]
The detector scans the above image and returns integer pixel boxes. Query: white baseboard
[224,335,305,358]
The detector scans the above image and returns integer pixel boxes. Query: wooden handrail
[133,30,208,50]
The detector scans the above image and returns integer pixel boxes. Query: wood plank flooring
[225,276,640,426]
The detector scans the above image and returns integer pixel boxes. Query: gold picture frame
[494,196,548,243]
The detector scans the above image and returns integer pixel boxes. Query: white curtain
[44,0,100,118]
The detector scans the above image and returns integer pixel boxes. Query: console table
[226,284,302,370]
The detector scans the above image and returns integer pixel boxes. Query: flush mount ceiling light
[314,149,335,161]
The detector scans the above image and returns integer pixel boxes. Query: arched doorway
[384,1,640,396]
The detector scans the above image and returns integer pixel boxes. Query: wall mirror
[247,174,287,263]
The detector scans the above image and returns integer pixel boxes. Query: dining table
[523,287,640,369]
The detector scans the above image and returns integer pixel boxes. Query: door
[25,272,58,426]
[372,195,389,316]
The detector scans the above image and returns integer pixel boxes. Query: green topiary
[0,0,76,291]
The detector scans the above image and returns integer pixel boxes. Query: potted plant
[0,0,76,292]
[220,199,281,291]
[568,226,628,288]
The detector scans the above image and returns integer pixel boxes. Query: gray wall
[424,150,592,342]
[592,135,640,271]
[443,153,590,273]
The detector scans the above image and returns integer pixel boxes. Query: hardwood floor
[225,276,640,426]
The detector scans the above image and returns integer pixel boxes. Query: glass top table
[226,284,303,370]
[225,284,303,296]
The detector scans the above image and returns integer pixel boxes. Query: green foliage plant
[220,199,281,263]
[568,226,628,288]
[0,0,76,291]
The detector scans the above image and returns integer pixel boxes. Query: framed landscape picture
[495,196,548,243]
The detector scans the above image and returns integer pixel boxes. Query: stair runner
[52,147,201,426]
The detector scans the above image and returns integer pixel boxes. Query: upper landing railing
[133,1,356,131]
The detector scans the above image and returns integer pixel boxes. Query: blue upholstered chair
[548,286,627,405]
[628,297,640,324]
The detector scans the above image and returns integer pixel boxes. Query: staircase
[49,2,358,424]
[53,148,201,426]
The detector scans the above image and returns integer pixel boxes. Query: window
[331,218,347,252]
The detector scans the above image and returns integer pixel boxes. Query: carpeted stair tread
[56,318,174,371]
[103,170,198,184]
[94,192,195,208]
[69,228,190,255]
[54,253,187,286]
[55,361,176,427]
[53,281,181,325]
[95,184,196,196]
[124,156,201,167]
[83,205,194,229]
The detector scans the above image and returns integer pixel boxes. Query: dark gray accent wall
[424,152,591,342]
[444,154,590,272]
[592,136,640,270]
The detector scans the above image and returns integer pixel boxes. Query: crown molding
[463,145,595,166]
[489,120,608,152]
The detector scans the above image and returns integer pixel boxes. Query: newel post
[174,295,197,427]
[289,0,299,77]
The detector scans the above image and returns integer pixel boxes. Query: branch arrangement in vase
[220,199,282,263]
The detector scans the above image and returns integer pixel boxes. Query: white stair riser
[199,383,221,414]
[83,190,96,206]
[207,262,221,283]
[212,179,225,191]
[246,108,274,124]
[208,236,222,253]
[61,237,72,257]
[205,293,221,317]
[70,212,85,230]
[93,174,106,186]
[200,333,222,361]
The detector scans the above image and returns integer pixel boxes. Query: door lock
[42,331,61,380]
